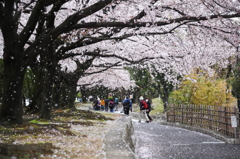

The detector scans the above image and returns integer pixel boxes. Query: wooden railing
[167,104,239,138]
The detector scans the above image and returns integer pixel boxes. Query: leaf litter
[0,108,122,159]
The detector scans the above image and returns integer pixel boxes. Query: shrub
[169,73,236,106]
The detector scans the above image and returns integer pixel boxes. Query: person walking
[114,97,119,111]
[92,97,100,110]
[122,96,132,115]
[108,99,115,113]
[138,96,150,123]
[100,98,105,111]
[146,97,153,122]
[97,98,101,110]
[104,98,109,112]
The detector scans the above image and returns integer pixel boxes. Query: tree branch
[47,0,113,40]
[69,12,240,29]
[161,6,186,16]
[18,1,44,49]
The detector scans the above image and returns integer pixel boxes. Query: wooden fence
[167,104,239,138]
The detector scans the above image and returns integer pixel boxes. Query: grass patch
[29,119,51,124]
[75,102,91,107]
[131,98,164,114]
[151,98,164,115]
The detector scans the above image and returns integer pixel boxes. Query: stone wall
[104,116,138,159]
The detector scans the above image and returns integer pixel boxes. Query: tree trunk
[40,66,55,119]
[65,82,77,108]
[0,1,26,124]
[60,81,68,109]
[28,69,44,115]
[163,100,168,111]
[27,87,43,114]
[40,50,56,119]
[0,58,26,124]
[161,90,169,112]
[237,98,240,112]
[80,86,88,103]
[26,59,45,114]
[52,82,62,109]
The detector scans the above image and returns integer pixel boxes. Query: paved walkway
[132,119,240,159]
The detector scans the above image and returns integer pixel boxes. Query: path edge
[158,121,240,144]
[104,115,138,159]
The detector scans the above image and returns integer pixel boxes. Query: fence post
[217,106,220,133]
[233,107,237,139]
[181,104,183,124]
[200,105,203,127]
[208,105,211,130]
[190,104,193,126]
[224,107,228,136]
[173,104,176,123]
[167,103,171,122]
[166,111,169,122]
[234,107,239,139]
[238,109,240,139]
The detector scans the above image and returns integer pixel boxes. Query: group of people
[92,96,152,123]
[121,96,152,123]
[138,96,152,123]
[92,97,119,112]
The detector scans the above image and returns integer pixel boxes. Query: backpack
[141,100,148,109]
[122,100,130,108]
[109,101,115,109]
[146,101,151,110]
[93,99,98,106]
[114,98,119,104]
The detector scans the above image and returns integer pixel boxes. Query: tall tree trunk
[237,98,240,112]
[40,49,56,119]
[27,65,44,115]
[26,58,45,114]
[27,87,43,114]
[0,0,26,124]
[60,82,68,109]
[52,81,62,109]
[80,86,88,103]
[0,55,26,124]
[160,87,170,112]
[40,65,55,119]
[65,81,77,108]
[162,98,168,112]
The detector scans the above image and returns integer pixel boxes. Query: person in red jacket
[138,96,150,123]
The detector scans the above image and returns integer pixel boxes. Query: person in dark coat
[92,98,99,110]
[108,98,115,113]
[146,97,153,122]
[122,96,132,115]
[104,98,109,112]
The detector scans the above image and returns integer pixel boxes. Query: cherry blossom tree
[1,0,240,124]
[77,65,136,100]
